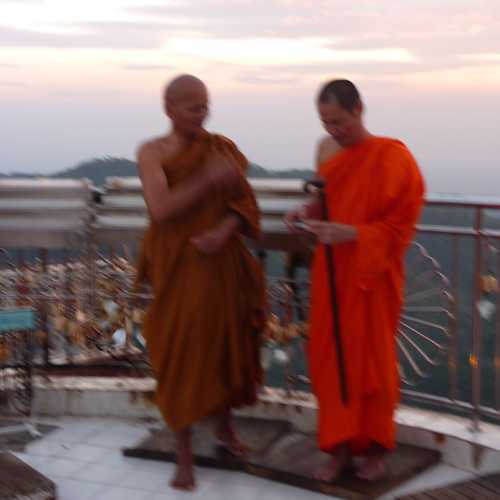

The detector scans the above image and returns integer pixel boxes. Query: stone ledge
[26,377,500,474]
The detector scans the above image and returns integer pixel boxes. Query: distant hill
[0,157,313,185]
[53,157,138,186]
[0,171,37,179]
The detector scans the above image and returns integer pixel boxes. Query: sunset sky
[1,0,499,194]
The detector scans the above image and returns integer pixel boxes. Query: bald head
[163,74,209,139]
[164,74,207,106]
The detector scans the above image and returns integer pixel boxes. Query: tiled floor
[12,416,479,500]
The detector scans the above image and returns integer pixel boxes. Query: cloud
[168,36,418,68]
[130,0,498,41]
[128,0,500,71]
[0,22,186,50]
[2,0,498,79]
[0,0,44,3]
[0,80,25,86]
[121,64,175,71]
[50,89,123,97]
[233,73,300,86]
[461,53,500,62]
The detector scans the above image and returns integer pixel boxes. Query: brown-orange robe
[136,132,265,432]
[309,136,425,453]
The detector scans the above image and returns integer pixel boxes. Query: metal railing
[408,197,500,429]
[0,177,499,429]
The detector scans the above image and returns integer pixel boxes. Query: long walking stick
[304,179,349,406]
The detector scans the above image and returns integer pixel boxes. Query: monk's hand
[305,220,358,244]
[284,203,321,233]
[284,207,308,233]
[205,153,242,194]
[190,225,231,255]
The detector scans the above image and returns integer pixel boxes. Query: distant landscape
[0,157,314,186]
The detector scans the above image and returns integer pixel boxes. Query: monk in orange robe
[135,75,265,490]
[286,79,425,481]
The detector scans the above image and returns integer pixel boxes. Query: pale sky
[1,0,500,195]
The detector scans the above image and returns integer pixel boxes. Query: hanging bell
[35,330,48,343]
[0,343,10,363]
[477,298,496,321]
[481,273,499,294]
[273,348,290,365]
[103,300,118,316]
[112,328,127,347]
[132,308,145,324]
[261,346,273,370]
[53,314,67,332]
[75,310,86,323]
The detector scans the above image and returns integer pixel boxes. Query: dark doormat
[246,431,440,499]
[123,416,440,499]
[123,416,292,469]
[0,452,56,499]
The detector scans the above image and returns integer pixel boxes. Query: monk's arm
[217,212,242,238]
[316,135,341,171]
[138,143,212,223]
[190,212,242,254]
[307,221,357,243]
[310,137,343,217]
[286,136,341,228]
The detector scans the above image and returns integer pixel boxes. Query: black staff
[304,179,349,406]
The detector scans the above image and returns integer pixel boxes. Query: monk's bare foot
[356,455,387,481]
[170,464,195,491]
[170,428,195,491]
[215,425,249,458]
[314,445,349,483]
[214,410,248,458]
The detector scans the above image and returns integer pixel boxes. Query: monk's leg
[314,443,350,482]
[213,406,248,458]
[170,427,195,490]
[356,442,388,481]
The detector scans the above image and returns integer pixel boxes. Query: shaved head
[163,74,209,139]
[164,74,207,105]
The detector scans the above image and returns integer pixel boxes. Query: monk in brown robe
[135,75,265,490]
[286,80,425,482]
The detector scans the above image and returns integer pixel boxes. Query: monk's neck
[168,129,207,148]
[351,128,373,146]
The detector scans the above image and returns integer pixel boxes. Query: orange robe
[309,136,425,453]
[136,132,265,432]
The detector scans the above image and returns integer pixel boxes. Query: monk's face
[318,100,363,147]
[166,85,209,139]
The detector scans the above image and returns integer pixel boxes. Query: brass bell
[481,273,499,294]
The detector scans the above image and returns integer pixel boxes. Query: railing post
[495,241,500,409]
[449,235,460,402]
[86,188,98,328]
[257,249,267,273]
[40,249,50,366]
[471,207,483,432]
